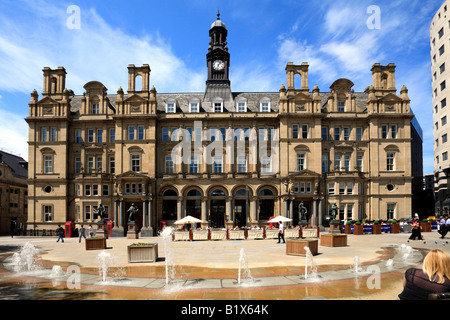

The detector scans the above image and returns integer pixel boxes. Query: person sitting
[398,249,450,300]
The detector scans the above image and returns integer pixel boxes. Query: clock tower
[204,11,232,109]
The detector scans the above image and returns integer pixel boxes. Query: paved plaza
[0,231,448,300]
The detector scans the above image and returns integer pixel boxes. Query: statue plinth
[329,220,341,234]
[127,221,139,239]
[96,219,109,239]
[299,220,308,227]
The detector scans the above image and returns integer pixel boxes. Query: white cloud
[0,2,204,96]
[0,108,28,159]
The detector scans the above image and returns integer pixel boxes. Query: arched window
[235,188,249,197]
[211,189,226,197]
[163,189,178,197]
[187,189,202,197]
[259,189,274,197]
[259,188,275,220]
[162,189,178,220]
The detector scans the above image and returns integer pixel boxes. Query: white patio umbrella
[268,216,293,223]
[174,215,205,224]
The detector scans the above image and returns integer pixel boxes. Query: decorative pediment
[83,81,107,92]
[37,96,59,105]
[294,144,310,152]
[330,78,354,92]
[116,170,150,180]
[378,93,402,102]
[289,92,312,102]
[125,94,147,103]
[84,145,104,154]
[288,169,321,178]
[384,144,400,152]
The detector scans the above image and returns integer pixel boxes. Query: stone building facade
[26,15,415,236]
[0,150,28,234]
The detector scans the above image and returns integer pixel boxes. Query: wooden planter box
[85,237,107,250]
[344,224,352,234]
[320,234,347,247]
[390,223,400,233]
[127,244,158,263]
[353,224,364,235]
[372,224,382,234]
[286,239,318,256]
[421,222,432,232]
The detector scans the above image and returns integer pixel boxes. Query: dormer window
[189,98,200,113]
[165,98,176,113]
[236,97,247,112]
[338,101,345,112]
[92,104,99,114]
[213,97,223,112]
[260,97,271,112]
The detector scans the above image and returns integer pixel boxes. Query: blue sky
[0,0,443,174]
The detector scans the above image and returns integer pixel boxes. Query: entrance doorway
[234,199,247,228]
[210,199,225,228]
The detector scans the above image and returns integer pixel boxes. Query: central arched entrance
[210,188,226,228]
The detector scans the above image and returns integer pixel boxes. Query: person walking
[398,249,450,300]
[56,225,64,243]
[89,224,94,238]
[277,221,285,244]
[409,217,423,240]
[78,225,86,243]
[438,215,446,238]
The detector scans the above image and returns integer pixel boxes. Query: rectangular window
[441,63,446,74]
[50,127,57,142]
[442,116,448,126]
[356,127,363,141]
[382,125,388,139]
[297,153,306,171]
[343,127,350,141]
[92,184,98,196]
[75,129,82,143]
[44,155,52,174]
[185,128,193,141]
[87,157,94,173]
[102,185,109,197]
[306,182,312,193]
[131,154,141,172]
[214,102,222,113]
[357,154,363,172]
[387,153,395,171]
[165,156,174,174]
[167,103,175,113]
[328,183,335,195]
[96,156,102,172]
[292,125,299,139]
[234,128,241,141]
[439,27,444,38]
[442,98,447,108]
[261,156,271,174]
[88,129,94,143]
[85,185,91,196]
[335,155,341,171]
[244,128,250,141]
[387,204,395,220]
[443,134,448,144]
[92,104,99,114]
[195,127,202,142]
[347,183,353,194]
[41,128,48,142]
[84,206,91,220]
[75,157,81,174]
[237,156,247,173]
[190,102,199,113]
[322,154,329,173]
[261,102,270,112]
[302,125,308,139]
[322,127,328,141]
[440,45,445,56]
[214,156,223,173]
[268,128,275,141]
[347,204,353,220]
[97,129,103,143]
[162,128,169,142]
[44,205,52,222]
[259,128,266,141]
[344,155,350,171]
[442,81,446,91]
[443,151,448,161]
[391,125,398,139]
[334,128,341,140]
[190,156,199,173]
[339,183,346,195]
[220,128,226,141]
[109,129,115,143]
[109,156,115,174]
[138,126,144,140]
[338,101,345,112]
[128,126,135,140]
[237,102,246,112]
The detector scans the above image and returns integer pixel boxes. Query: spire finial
[217,9,220,20]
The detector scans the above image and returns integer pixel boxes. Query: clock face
[213,60,225,71]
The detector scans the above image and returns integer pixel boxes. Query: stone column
[289,199,294,220]
[312,199,317,226]
[143,200,147,227]
[148,200,152,228]
[177,198,182,220]
[119,200,123,227]
[201,198,207,222]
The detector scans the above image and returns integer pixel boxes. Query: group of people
[438,215,450,239]
[55,224,95,243]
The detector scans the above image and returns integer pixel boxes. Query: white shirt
[279,223,284,232]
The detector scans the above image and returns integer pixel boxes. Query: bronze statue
[298,201,307,221]
[94,204,107,221]
[127,203,139,223]
[331,203,338,220]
